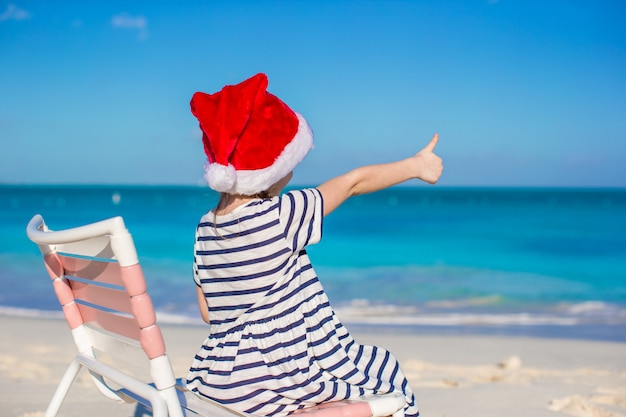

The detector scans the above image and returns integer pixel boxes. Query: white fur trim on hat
[204,162,237,193]
[204,113,314,195]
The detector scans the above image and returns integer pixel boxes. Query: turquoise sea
[2,185,625,341]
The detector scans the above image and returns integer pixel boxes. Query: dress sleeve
[279,188,324,252]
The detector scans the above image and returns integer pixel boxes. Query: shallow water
[3,185,625,341]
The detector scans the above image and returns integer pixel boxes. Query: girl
[186,73,443,417]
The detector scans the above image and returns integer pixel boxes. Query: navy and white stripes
[186,188,418,416]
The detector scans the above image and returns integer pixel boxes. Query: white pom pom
[205,163,237,193]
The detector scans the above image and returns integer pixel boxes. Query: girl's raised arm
[317,133,443,216]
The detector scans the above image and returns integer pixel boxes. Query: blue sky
[1,1,625,187]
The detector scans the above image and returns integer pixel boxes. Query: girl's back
[192,189,323,331]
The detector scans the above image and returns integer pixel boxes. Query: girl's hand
[413,133,443,184]
[318,133,444,216]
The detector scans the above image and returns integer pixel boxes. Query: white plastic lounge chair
[26,214,406,417]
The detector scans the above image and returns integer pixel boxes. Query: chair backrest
[26,214,182,416]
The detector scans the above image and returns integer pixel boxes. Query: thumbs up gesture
[414,133,443,184]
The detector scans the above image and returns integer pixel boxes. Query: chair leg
[160,386,185,417]
[44,358,83,417]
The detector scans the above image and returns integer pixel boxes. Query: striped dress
[186,188,419,417]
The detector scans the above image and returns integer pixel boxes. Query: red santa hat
[190,73,314,195]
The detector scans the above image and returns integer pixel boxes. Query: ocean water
[2,185,625,341]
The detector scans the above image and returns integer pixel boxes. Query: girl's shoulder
[281,187,322,201]
[278,188,323,220]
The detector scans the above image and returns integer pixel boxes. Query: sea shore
[1,314,624,417]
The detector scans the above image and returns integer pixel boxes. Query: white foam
[0,306,64,319]
[155,311,206,326]
[335,310,579,326]
[2,300,625,329]
[565,301,618,315]
[332,298,626,327]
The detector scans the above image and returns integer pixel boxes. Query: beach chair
[26,214,406,417]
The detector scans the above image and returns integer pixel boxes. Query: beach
[2,314,624,417]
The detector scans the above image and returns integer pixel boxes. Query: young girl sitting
[185,73,443,417]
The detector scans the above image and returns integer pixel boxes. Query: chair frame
[26,214,405,417]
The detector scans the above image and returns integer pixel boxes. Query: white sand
[1,314,624,417]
